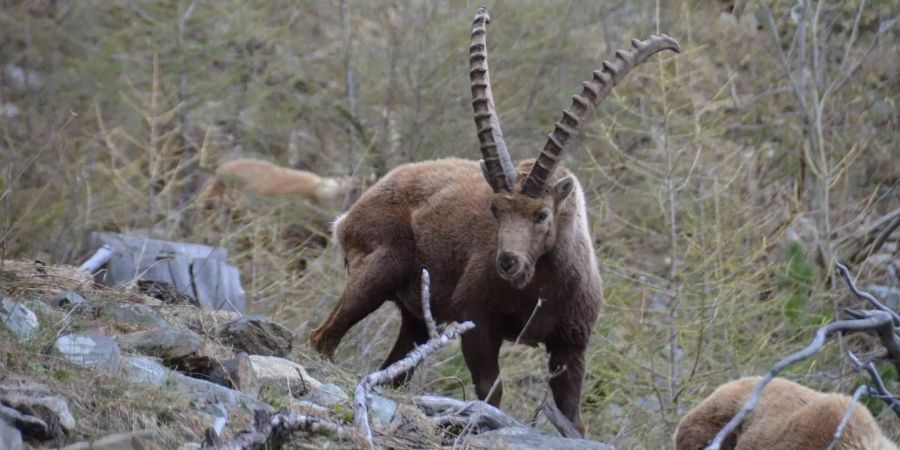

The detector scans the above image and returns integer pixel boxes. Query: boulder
[58,430,161,450]
[117,328,214,374]
[0,418,23,450]
[208,353,260,398]
[50,291,87,310]
[368,394,399,430]
[170,373,275,414]
[55,333,122,374]
[0,381,76,442]
[219,316,293,357]
[247,355,321,396]
[304,383,348,407]
[465,427,615,450]
[0,298,39,340]
[121,356,171,387]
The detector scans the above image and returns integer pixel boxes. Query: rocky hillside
[0,259,615,449]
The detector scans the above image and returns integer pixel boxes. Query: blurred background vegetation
[0,0,897,447]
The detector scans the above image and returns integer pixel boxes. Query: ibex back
[310,7,679,435]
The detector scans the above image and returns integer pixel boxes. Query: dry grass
[0,1,897,448]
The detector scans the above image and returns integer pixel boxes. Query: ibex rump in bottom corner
[310,6,679,436]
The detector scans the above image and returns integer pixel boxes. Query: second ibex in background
[310,7,679,435]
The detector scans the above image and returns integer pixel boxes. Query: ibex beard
[310,6,680,436]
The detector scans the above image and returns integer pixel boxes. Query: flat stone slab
[121,356,171,387]
[0,298,39,340]
[465,427,615,450]
[58,430,162,450]
[55,333,121,374]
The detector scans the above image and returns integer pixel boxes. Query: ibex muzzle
[311,6,679,437]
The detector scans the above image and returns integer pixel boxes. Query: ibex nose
[497,252,518,274]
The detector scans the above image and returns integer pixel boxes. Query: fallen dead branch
[201,409,364,450]
[77,244,113,273]
[353,268,475,448]
[411,395,525,431]
[704,262,900,450]
[540,398,582,439]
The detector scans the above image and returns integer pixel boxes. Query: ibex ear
[479,159,492,185]
[551,175,575,204]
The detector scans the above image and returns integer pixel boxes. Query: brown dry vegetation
[0,0,898,448]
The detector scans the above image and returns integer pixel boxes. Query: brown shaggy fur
[674,377,897,450]
[309,157,603,435]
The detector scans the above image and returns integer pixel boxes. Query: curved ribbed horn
[470,6,517,192]
[521,34,681,197]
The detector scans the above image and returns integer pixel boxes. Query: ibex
[674,377,897,450]
[310,7,679,435]
[200,157,364,212]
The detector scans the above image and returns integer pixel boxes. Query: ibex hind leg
[380,306,429,387]
[310,246,411,359]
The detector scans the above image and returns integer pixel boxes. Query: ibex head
[469,7,679,289]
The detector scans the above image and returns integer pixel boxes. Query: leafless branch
[421,269,438,340]
[353,270,475,448]
[412,395,525,430]
[704,312,895,450]
[825,384,867,450]
[201,409,363,450]
[836,262,900,325]
[848,351,900,418]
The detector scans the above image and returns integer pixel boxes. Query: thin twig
[825,384,867,450]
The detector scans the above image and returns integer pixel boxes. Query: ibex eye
[534,210,549,223]
[490,204,499,218]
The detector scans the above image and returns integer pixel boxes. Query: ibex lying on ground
[674,377,897,450]
[310,7,679,435]
[200,157,363,212]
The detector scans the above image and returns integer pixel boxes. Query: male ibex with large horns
[310,7,679,435]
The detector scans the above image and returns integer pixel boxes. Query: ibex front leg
[547,342,588,437]
[461,324,504,406]
[310,247,410,359]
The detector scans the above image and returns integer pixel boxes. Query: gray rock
[368,394,399,430]
[0,298,39,340]
[219,316,293,357]
[0,381,76,442]
[117,327,214,374]
[58,430,162,450]
[465,427,615,450]
[55,333,121,373]
[202,403,228,437]
[304,383,348,407]
[0,417,23,450]
[247,355,321,397]
[208,353,260,398]
[99,303,169,329]
[121,356,171,387]
[50,291,86,309]
[171,372,275,414]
